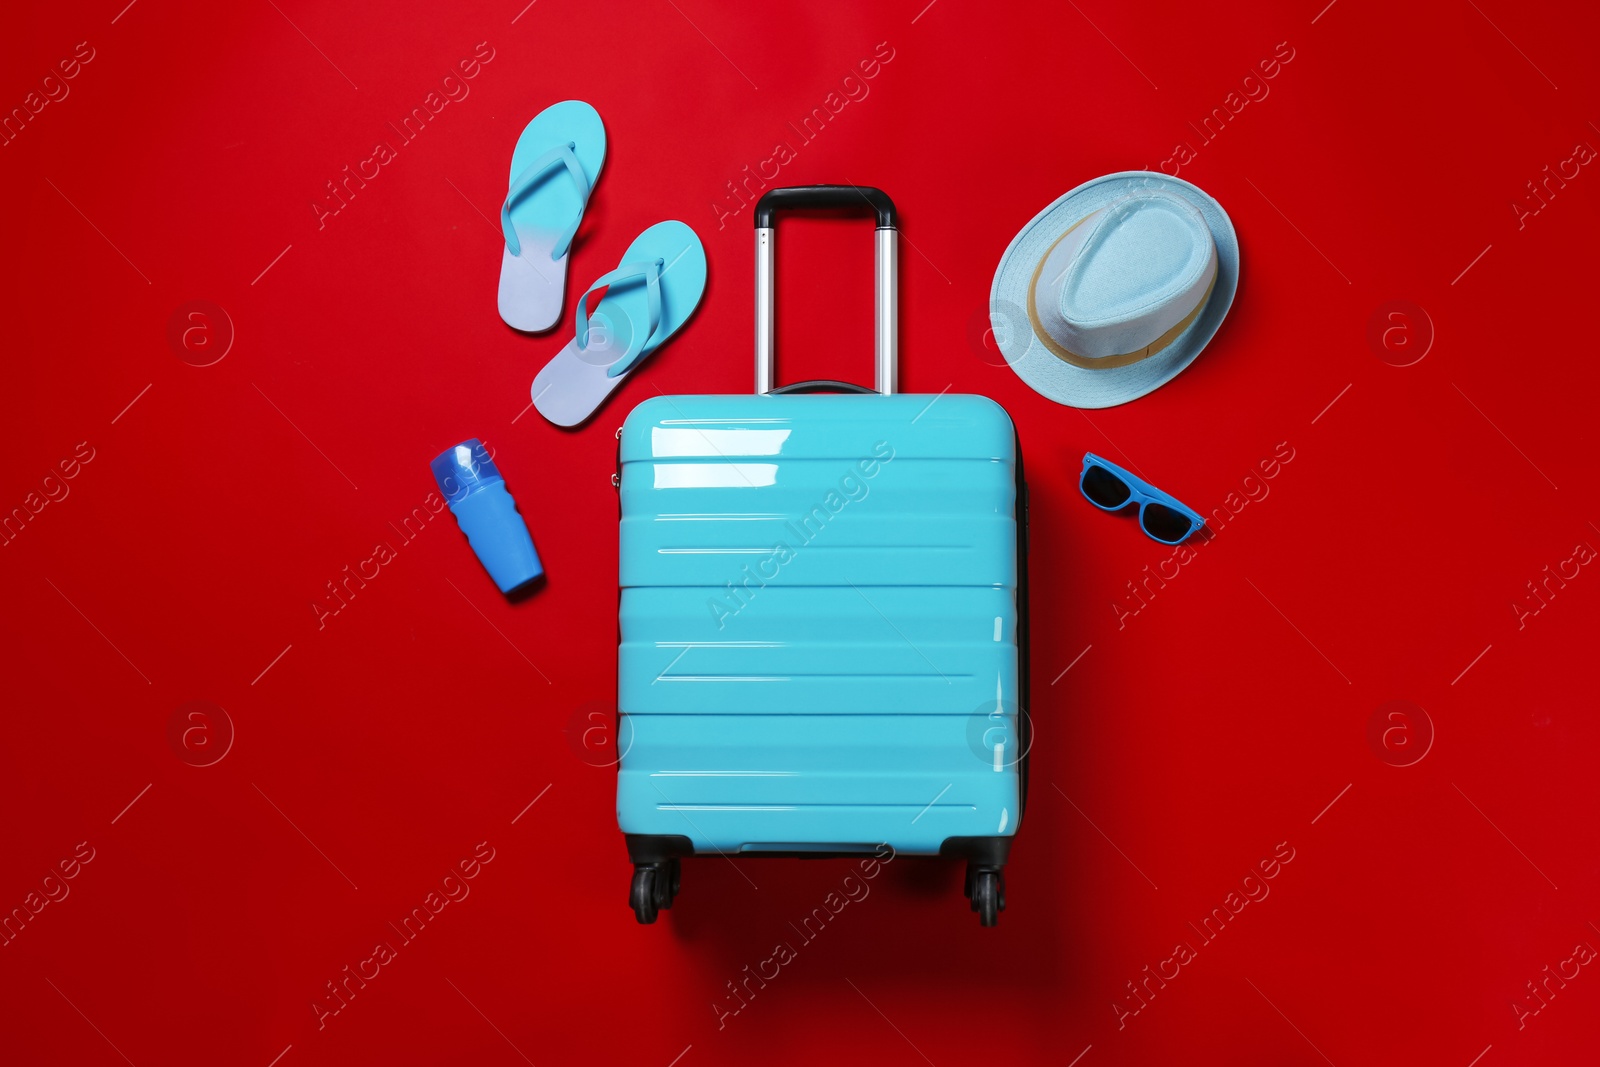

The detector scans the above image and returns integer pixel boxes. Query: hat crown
[1062,197,1209,324]
[1033,192,1218,361]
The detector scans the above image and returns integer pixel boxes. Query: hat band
[1025,215,1214,371]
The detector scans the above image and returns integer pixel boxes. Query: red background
[4,1,1599,1064]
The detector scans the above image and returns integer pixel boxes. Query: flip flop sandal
[529,220,707,427]
[497,100,606,332]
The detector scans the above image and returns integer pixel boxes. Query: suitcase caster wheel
[970,869,1002,927]
[658,858,682,910]
[630,867,660,924]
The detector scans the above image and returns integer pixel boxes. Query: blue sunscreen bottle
[430,439,543,594]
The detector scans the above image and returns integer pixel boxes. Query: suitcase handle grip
[753,185,899,228]
[754,185,898,396]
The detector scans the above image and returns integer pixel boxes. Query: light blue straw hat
[989,171,1238,409]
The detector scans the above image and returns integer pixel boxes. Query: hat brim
[990,171,1238,409]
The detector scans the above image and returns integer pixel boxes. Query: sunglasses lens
[1142,503,1195,543]
[1082,465,1132,508]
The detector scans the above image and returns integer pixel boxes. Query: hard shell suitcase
[616,186,1028,926]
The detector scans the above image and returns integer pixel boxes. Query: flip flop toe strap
[574,259,666,378]
[501,141,591,259]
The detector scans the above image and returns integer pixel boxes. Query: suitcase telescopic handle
[754,185,899,396]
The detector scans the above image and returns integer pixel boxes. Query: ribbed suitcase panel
[616,715,1020,851]
[619,459,1015,588]
[616,393,1022,853]
[618,394,1016,462]
[619,587,1016,715]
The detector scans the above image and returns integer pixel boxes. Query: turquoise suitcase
[616,187,1028,925]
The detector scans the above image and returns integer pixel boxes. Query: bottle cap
[430,439,501,503]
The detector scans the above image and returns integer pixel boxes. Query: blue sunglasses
[1079,453,1205,545]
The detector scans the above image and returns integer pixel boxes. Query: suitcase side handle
[767,380,876,395]
[754,185,898,396]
